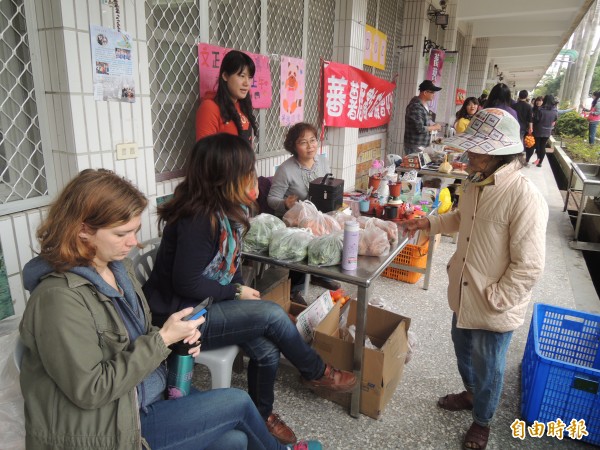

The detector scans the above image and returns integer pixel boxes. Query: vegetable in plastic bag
[299,212,341,237]
[307,232,343,266]
[243,214,286,253]
[269,227,314,261]
[358,226,390,256]
[282,200,319,227]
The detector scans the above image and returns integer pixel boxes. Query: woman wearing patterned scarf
[144,133,356,446]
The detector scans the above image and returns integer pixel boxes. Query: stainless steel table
[242,237,409,418]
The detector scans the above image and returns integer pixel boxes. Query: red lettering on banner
[322,61,395,128]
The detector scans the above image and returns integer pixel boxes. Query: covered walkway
[193,161,599,449]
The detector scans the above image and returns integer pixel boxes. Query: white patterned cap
[443,108,522,155]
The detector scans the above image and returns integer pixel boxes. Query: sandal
[463,422,490,450]
[437,391,473,411]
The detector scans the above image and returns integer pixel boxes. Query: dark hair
[215,50,259,138]
[157,134,256,234]
[485,83,512,108]
[283,122,318,157]
[592,91,600,108]
[518,90,528,100]
[455,97,479,120]
[542,94,555,108]
[37,169,147,271]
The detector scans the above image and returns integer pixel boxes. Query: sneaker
[303,364,357,392]
[310,276,341,291]
[265,413,297,445]
[287,440,323,450]
[291,291,307,306]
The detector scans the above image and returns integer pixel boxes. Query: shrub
[560,136,600,163]
[554,111,588,138]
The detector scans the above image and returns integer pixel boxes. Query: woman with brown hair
[144,133,356,445]
[19,168,321,450]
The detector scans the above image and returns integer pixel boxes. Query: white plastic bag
[282,200,319,227]
[269,227,314,262]
[243,213,286,253]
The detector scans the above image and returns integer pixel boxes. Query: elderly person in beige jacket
[402,108,548,450]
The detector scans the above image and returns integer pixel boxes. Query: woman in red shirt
[196,50,259,145]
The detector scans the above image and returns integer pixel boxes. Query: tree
[578,1,600,107]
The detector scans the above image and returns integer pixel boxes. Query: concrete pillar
[328,0,368,191]
[436,0,458,126]
[466,38,490,99]
[389,0,431,155]
[457,23,473,93]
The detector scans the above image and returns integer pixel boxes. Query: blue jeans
[201,299,326,419]
[450,314,513,427]
[141,388,285,450]
[589,121,599,144]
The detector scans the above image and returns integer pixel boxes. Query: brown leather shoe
[303,364,357,392]
[265,413,297,445]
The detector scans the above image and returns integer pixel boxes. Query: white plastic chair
[130,239,241,389]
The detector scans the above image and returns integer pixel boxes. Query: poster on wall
[90,25,135,102]
[279,56,305,126]
[322,60,395,129]
[0,241,14,320]
[197,44,272,109]
[364,25,387,70]
[355,139,382,190]
[455,88,467,105]
[424,49,445,113]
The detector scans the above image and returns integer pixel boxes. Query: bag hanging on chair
[524,132,535,149]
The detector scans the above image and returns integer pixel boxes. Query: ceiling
[455,0,595,92]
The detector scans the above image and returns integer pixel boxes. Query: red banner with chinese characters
[322,60,395,128]
[425,49,445,113]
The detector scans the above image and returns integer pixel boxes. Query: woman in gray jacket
[530,94,558,167]
[19,169,321,450]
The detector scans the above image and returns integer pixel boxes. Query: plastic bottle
[166,341,197,399]
[342,221,360,271]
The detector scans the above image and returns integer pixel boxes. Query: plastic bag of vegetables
[282,200,319,227]
[307,232,343,266]
[358,225,390,256]
[299,211,341,236]
[243,213,286,253]
[269,227,314,262]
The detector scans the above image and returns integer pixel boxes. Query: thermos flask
[166,341,197,399]
[342,221,360,271]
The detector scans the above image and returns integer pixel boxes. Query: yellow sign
[364,25,387,70]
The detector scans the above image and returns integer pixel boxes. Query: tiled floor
[192,161,599,449]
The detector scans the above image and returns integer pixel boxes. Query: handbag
[524,133,535,149]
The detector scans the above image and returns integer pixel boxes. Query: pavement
[192,159,600,449]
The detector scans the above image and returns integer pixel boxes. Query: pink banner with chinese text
[197,43,272,109]
[425,49,445,113]
[280,56,305,126]
[322,61,395,128]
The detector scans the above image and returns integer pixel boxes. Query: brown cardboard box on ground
[311,300,410,419]
[256,267,291,311]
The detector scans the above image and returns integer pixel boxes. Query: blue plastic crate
[521,303,600,445]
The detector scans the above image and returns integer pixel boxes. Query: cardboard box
[256,267,291,310]
[312,300,410,419]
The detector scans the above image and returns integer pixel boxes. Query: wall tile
[77,31,93,93]
[9,275,26,316]
[74,0,89,30]
[83,95,100,152]
[70,95,87,152]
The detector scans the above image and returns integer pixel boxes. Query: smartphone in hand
[184,297,213,321]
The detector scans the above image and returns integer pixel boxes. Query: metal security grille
[145,1,201,178]
[146,0,335,177]
[360,0,403,135]
[306,0,335,134]
[0,0,47,204]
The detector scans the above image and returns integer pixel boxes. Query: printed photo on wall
[279,56,305,126]
[90,24,136,103]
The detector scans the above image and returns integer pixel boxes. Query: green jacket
[19,260,171,450]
